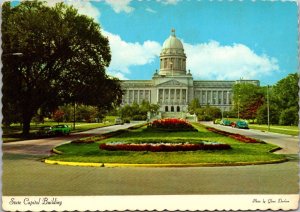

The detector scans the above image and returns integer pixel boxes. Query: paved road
[201,121,298,154]
[3,122,143,155]
[2,121,299,195]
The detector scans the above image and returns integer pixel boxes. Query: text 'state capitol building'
[121,30,259,113]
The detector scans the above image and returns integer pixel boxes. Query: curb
[44,158,288,168]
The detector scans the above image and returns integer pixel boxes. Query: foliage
[205,127,263,143]
[76,105,99,123]
[119,101,159,120]
[2,1,122,135]
[232,83,264,119]
[272,73,299,110]
[196,106,221,121]
[99,142,231,152]
[279,107,299,126]
[188,98,200,114]
[256,104,280,125]
[148,118,196,131]
[52,109,65,124]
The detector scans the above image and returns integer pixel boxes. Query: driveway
[2,120,299,196]
[200,121,298,154]
[2,122,144,155]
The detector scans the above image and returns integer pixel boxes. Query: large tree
[272,73,299,110]
[2,1,122,135]
[232,83,264,119]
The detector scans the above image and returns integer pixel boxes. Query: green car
[233,120,249,129]
[220,119,232,126]
[52,124,71,135]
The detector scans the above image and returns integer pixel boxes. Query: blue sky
[49,0,298,85]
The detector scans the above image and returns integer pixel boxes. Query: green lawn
[249,124,299,136]
[2,116,117,142]
[48,123,286,165]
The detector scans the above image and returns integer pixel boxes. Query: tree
[195,105,221,121]
[188,98,200,114]
[256,104,280,125]
[2,1,122,136]
[232,83,264,119]
[52,109,65,124]
[279,107,298,126]
[273,73,299,110]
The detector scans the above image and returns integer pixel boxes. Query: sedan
[51,124,71,135]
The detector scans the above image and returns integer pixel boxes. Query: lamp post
[267,85,270,131]
[237,94,240,119]
[73,101,76,130]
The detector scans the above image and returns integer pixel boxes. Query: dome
[162,30,184,50]
[159,29,187,76]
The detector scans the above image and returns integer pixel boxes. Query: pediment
[157,80,187,87]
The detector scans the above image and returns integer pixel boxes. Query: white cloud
[45,0,100,20]
[184,40,279,80]
[146,7,157,13]
[103,31,161,78]
[158,0,180,5]
[105,0,134,13]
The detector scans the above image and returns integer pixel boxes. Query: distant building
[121,29,259,113]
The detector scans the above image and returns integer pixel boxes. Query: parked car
[220,119,232,126]
[37,126,54,137]
[52,124,71,135]
[115,118,124,125]
[232,120,249,129]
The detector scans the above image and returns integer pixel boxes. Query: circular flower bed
[148,118,197,132]
[99,141,231,152]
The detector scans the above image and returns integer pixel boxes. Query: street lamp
[237,94,240,119]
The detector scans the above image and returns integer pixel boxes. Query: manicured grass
[48,123,285,165]
[249,124,299,136]
[2,116,117,142]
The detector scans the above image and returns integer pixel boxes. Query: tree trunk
[22,114,32,137]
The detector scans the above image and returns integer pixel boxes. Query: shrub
[99,142,231,152]
[279,107,298,126]
[205,127,263,143]
[148,118,196,131]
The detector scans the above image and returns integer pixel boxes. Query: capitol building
[121,29,259,113]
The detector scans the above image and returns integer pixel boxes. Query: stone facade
[121,30,259,113]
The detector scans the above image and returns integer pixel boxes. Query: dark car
[220,119,232,126]
[52,124,71,135]
[232,120,249,129]
[37,126,54,137]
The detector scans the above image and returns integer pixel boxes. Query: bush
[279,107,298,126]
[205,127,263,143]
[148,118,197,131]
[99,142,231,152]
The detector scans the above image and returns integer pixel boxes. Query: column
[137,90,140,103]
[185,89,188,103]
[221,91,224,105]
[149,90,151,103]
[227,91,229,105]
[133,90,135,103]
[168,89,171,104]
[157,89,159,102]
[180,89,182,104]
[211,90,213,104]
[163,89,165,104]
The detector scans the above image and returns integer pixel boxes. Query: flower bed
[148,118,197,131]
[99,141,231,152]
[205,127,264,143]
